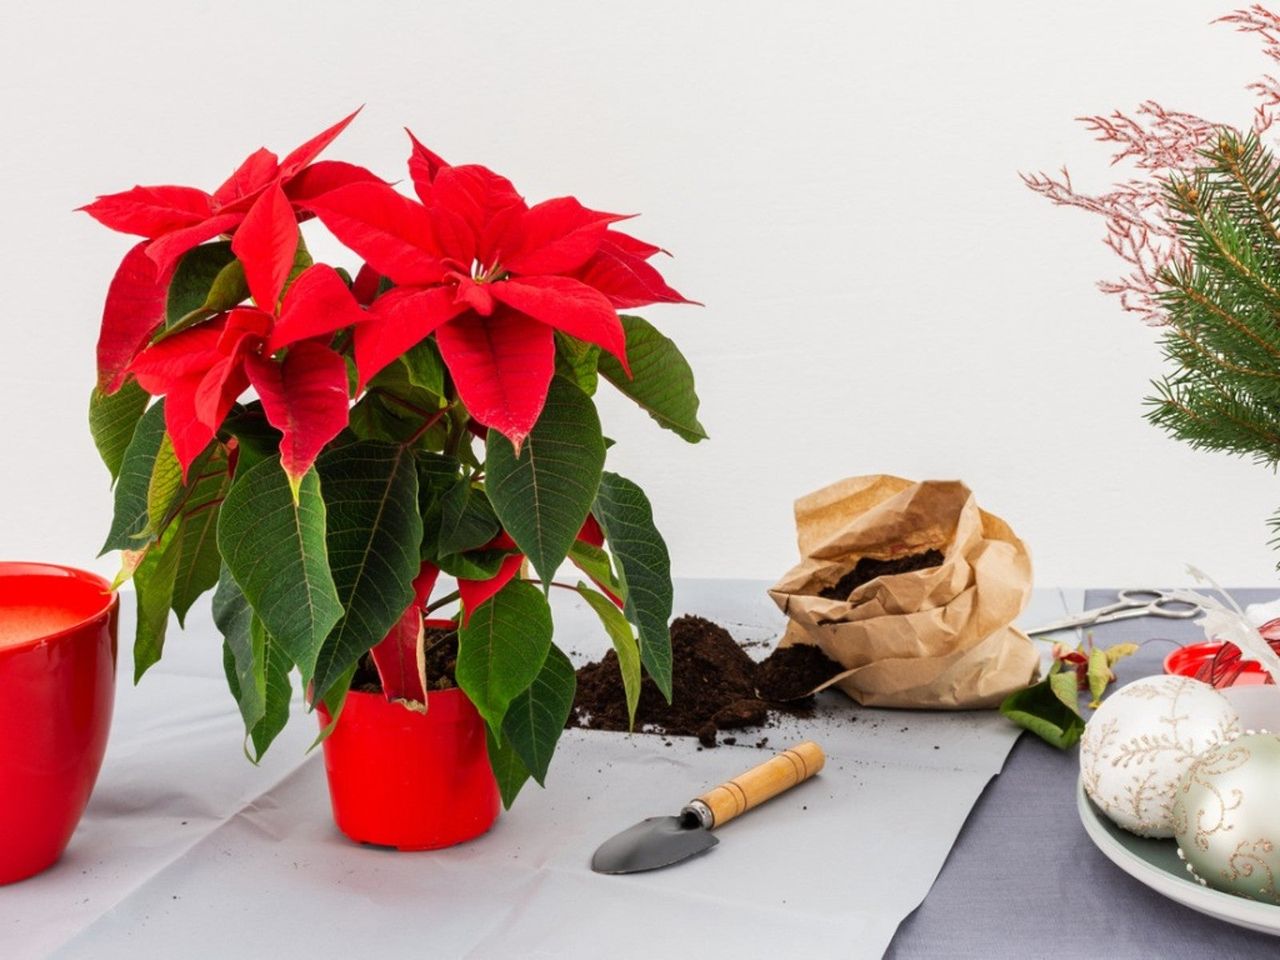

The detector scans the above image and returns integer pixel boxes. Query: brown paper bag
[767,475,1038,709]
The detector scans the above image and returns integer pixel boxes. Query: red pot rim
[0,562,118,654]
[322,684,474,720]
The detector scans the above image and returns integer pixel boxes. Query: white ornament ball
[1080,675,1240,837]
[1173,732,1280,905]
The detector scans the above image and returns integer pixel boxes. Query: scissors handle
[1117,589,1170,605]
[1072,600,1203,628]
[1026,591,1202,636]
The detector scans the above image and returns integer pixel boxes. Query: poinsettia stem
[375,389,436,421]
[182,496,226,519]
[420,629,455,661]
[527,580,580,593]
[403,407,450,447]
[424,589,461,614]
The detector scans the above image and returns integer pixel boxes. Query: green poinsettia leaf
[592,471,674,701]
[486,726,532,810]
[204,258,250,311]
[417,452,463,558]
[132,522,182,682]
[352,342,447,444]
[284,232,314,290]
[215,567,294,761]
[577,582,641,728]
[310,661,358,750]
[485,376,605,589]
[101,399,168,555]
[165,241,240,330]
[169,443,233,625]
[220,404,283,478]
[599,315,707,443]
[568,540,627,603]
[147,435,183,533]
[310,441,422,704]
[216,456,343,687]
[999,668,1085,750]
[347,392,410,444]
[456,578,552,734]
[89,381,149,483]
[436,548,510,581]
[500,644,576,785]
[555,331,600,396]
[215,568,262,728]
[439,478,500,556]
[400,338,447,399]
[349,389,449,447]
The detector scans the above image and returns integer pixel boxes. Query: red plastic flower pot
[0,562,117,885]
[315,685,501,851]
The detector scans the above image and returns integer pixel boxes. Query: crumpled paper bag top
[768,475,1038,709]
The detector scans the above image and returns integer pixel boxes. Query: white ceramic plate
[1077,685,1280,936]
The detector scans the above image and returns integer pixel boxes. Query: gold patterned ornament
[1080,675,1240,837]
[1173,732,1280,905]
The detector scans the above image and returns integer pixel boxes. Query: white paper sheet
[1,582,1077,960]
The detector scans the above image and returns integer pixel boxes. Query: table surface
[3,583,1278,958]
[885,587,1280,959]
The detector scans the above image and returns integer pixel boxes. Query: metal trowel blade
[590,815,719,874]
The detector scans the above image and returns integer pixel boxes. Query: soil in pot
[816,548,945,600]
[570,615,832,747]
[353,624,460,695]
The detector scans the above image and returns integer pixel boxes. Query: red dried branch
[1217,4,1280,63]
[1078,101,1218,172]
[1025,6,1280,325]
[1023,166,1179,326]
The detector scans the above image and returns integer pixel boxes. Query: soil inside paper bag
[570,615,824,747]
[816,549,945,600]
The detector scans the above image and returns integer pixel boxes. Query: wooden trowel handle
[683,741,825,829]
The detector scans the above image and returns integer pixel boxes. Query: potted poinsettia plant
[82,109,704,848]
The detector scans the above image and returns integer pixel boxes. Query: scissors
[1026,589,1204,637]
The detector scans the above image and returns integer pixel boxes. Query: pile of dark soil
[571,614,843,747]
[817,548,944,600]
[755,643,844,701]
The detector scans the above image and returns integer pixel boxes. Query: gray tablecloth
[886,588,1280,959]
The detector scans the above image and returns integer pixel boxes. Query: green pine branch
[1146,130,1280,564]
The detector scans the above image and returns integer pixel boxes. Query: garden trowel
[591,741,825,874]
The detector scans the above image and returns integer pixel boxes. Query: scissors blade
[1026,614,1095,636]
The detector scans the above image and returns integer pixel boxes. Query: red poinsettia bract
[129,263,366,485]
[304,133,692,449]
[82,109,379,393]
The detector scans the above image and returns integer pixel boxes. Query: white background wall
[3,0,1278,589]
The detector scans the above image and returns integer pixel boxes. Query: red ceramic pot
[0,562,117,884]
[316,681,500,851]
